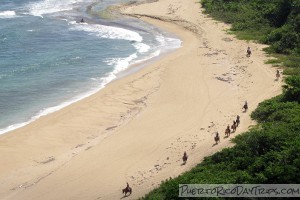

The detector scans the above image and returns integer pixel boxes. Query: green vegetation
[201,0,300,70]
[201,0,299,53]
[140,1,300,199]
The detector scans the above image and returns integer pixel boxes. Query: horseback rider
[227,124,230,131]
[183,151,187,159]
[243,101,248,111]
[225,124,231,136]
[236,115,240,126]
[215,132,220,143]
[231,121,237,132]
[183,151,188,163]
[276,70,280,78]
[122,182,132,196]
[247,46,252,56]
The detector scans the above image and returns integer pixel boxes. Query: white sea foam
[0,49,174,135]
[69,22,143,42]
[0,52,138,135]
[28,0,87,17]
[156,35,182,51]
[133,42,150,53]
[104,53,138,73]
[0,11,17,18]
[0,27,181,135]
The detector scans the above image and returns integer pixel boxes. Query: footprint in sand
[85,146,93,151]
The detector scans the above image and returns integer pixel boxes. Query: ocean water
[0,0,181,134]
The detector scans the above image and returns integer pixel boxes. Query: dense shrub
[201,0,300,55]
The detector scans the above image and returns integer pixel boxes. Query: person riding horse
[247,47,252,57]
[243,101,248,112]
[182,151,188,164]
[225,125,231,137]
[236,115,240,127]
[214,132,220,144]
[276,70,280,80]
[231,121,237,132]
[122,182,132,196]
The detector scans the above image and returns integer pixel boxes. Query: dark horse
[225,125,231,137]
[246,47,251,57]
[243,101,248,112]
[214,132,220,144]
[236,115,240,127]
[276,70,280,80]
[231,121,237,133]
[182,151,188,165]
[122,185,132,197]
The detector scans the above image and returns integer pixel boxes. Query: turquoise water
[0,0,181,134]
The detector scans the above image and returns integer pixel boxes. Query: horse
[214,133,220,144]
[236,115,240,127]
[231,121,237,133]
[243,101,248,112]
[246,47,252,57]
[122,186,132,196]
[276,70,280,80]
[225,125,231,137]
[182,152,188,165]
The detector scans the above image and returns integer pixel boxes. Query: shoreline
[0,15,182,136]
[0,0,282,199]
[0,44,181,136]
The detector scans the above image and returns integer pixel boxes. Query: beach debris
[222,37,233,42]
[85,146,93,151]
[204,52,219,57]
[35,156,55,164]
[75,144,84,148]
[105,126,118,131]
[215,76,233,83]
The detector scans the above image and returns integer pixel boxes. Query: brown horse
[231,121,237,132]
[122,186,132,196]
[246,47,252,57]
[225,125,231,137]
[236,115,240,127]
[214,133,220,144]
[182,151,188,165]
[243,101,248,112]
[276,70,280,80]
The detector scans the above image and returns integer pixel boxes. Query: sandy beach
[0,0,282,199]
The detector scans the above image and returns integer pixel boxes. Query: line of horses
[121,45,282,198]
[214,114,240,144]
[215,100,248,144]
